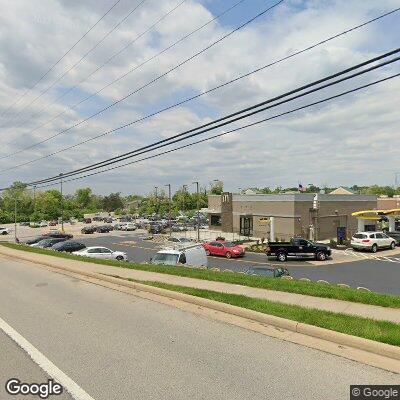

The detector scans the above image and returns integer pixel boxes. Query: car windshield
[152,253,179,265]
[224,242,236,247]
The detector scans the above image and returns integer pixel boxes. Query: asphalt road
[0,331,73,399]
[1,258,398,400]
[76,232,400,295]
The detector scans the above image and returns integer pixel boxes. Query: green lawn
[2,242,400,309]
[135,279,400,346]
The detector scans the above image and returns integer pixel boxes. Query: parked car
[266,238,331,262]
[49,220,58,226]
[31,238,66,248]
[25,235,48,245]
[113,223,123,230]
[51,241,86,253]
[43,231,73,239]
[19,222,30,226]
[384,231,400,245]
[149,224,164,234]
[29,222,41,228]
[103,217,113,223]
[202,241,245,259]
[120,222,136,231]
[171,224,187,232]
[351,231,396,253]
[73,246,127,261]
[0,227,10,235]
[167,237,193,244]
[39,221,48,227]
[96,225,113,233]
[81,226,97,234]
[151,244,207,267]
[244,266,290,278]
[83,218,92,224]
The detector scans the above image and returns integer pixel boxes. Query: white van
[151,244,208,268]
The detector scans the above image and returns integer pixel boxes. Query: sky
[0,0,399,195]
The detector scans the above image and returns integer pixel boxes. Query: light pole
[59,173,64,232]
[154,186,158,216]
[193,181,200,242]
[165,184,171,236]
[182,184,188,236]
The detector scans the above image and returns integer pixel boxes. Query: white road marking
[0,316,95,400]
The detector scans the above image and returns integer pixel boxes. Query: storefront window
[210,215,221,226]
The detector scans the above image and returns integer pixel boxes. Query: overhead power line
[30,72,400,191]
[1,6,398,160]
[8,0,189,134]
[17,50,400,186]
[0,0,123,121]
[0,0,284,157]
[3,49,400,176]
[2,0,149,127]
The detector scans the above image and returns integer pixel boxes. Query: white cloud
[0,0,399,194]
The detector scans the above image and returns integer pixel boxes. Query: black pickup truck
[266,238,331,262]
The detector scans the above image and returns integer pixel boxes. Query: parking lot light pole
[182,185,188,237]
[59,173,64,232]
[193,181,200,242]
[154,186,158,215]
[165,184,171,236]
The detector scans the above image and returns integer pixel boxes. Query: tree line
[0,181,217,223]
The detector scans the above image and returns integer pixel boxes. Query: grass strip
[2,242,400,309]
[134,279,400,346]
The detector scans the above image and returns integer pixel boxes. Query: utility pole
[14,197,17,243]
[165,184,171,236]
[59,173,64,232]
[193,181,200,242]
[33,185,36,213]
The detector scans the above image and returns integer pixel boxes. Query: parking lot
[2,221,400,295]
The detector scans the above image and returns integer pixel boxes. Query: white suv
[351,231,396,253]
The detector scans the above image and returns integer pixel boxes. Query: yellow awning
[351,209,400,219]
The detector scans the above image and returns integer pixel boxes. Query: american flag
[298,183,306,192]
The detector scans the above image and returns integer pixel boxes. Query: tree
[210,181,223,195]
[35,190,62,220]
[75,188,92,209]
[102,193,124,212]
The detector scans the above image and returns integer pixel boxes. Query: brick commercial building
[206,192,377,241]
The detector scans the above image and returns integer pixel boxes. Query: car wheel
[277,252,287,262]
[116,256,124,261]
[316,251,327,261]
[225,252,232,259]
[390,241,396,250]
[371,244,378,253]
[1,231,7,235]
[205,250,211,256]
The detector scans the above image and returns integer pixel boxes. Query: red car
[203,241,245,258]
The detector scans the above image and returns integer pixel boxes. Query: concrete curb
[1,245,400,363]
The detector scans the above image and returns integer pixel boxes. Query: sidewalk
[1,245,400,324]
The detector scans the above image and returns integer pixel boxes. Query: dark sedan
[96,225,113,233]
[43,231,73,239]
[24,235,48,245]
[32,237,66,248]
[244,267,290,278]
[81,226,97,234]
[51,241,86,253]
